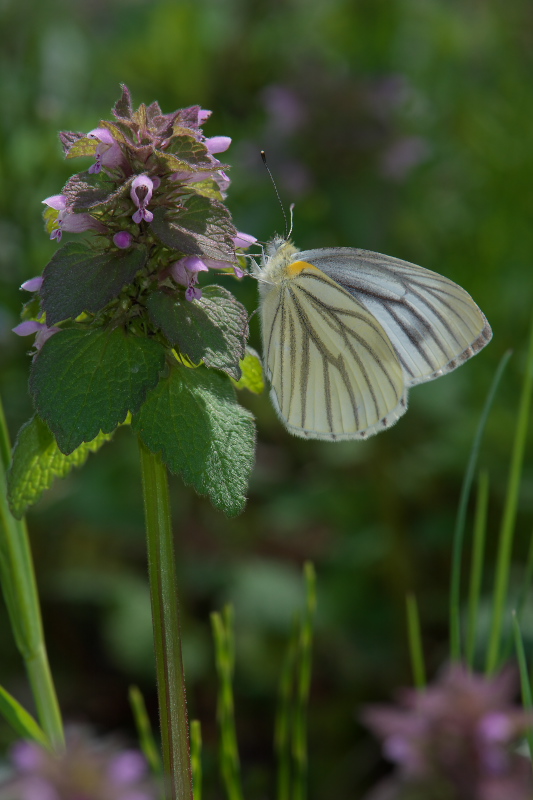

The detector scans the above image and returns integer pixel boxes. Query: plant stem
[139,439,192,800]
[0,400,64,751]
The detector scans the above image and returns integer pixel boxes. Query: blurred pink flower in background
[362,664,533,800]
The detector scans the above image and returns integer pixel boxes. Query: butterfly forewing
[298,248,492,387]
[261,264,408,440]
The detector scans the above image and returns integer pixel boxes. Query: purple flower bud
[198,108,212,125]
[233,232,257,249]
[113,231,133,249]
[20,276,43,292]
[204,136,231,155]
[42,194,67,211]
[87,127,126,174]
[130,175,154,224]
[233,266,245,278]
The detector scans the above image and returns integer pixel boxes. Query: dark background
[1,0,533,797]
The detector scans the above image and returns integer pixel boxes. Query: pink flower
[2,729,157,800]
[87,128,126,174]
[204,136,231,155]
[362,664,533,800]
[12,320,60,350]
[42,195,106,242]
[170,256,210,300]
[130,175,155,224]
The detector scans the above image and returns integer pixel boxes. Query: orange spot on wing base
[286,260,320,277]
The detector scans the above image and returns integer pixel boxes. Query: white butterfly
[254,237,492,441]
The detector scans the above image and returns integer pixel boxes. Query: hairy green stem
[138,439,192,800]
[0,399,64,751]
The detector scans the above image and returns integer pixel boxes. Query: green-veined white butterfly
[254,237,492,441]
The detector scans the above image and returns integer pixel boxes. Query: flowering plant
[363,664,533,800]
[0,87,265,800]
[8,85,261,519]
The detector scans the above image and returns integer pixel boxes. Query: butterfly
[254,237,492,441]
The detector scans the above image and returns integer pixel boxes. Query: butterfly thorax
[258,238,301,298]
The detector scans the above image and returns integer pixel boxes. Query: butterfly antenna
[261,150,289,239]
[288,202,295,239]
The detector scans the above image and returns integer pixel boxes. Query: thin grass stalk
[129,685,163,777]
[500,530,533,664]
[291,562,316,800]
[275,618,299,800]
[139,440,192,800]
[190,720,202,800]
[211,607,243,800]
[0,398,64,751]
[512,612,533,762]
[465,470,489,668]
[449,350,512,660]
[486,325,533,675]
[406,593,426,689]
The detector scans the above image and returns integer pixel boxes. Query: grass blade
[211,606,243,800]
[512,612,533,761]
[291,562,316,800]
[450,350,512,660]
[275,617,299,800]
[465,470,489,668]
[129,685,162,776]
[406,593,426,689]
[191,720,202,800]
[0,683,49,747]
[486,324,533,674]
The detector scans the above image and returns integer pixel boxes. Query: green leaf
[0,684,49,747]
[65,136,99,159]
[232,348,265,394]
[7,415,115,519]
[151,195,236,263]
[146,286,248,380]
[42,243,148,325]
[187,178,223,201]
[113,84,134,120]
[132,362,255,516]
[166,132,212,168]
[30,327,166,454]
[63,172,133,212]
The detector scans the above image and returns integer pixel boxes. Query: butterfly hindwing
[297,248,492,387]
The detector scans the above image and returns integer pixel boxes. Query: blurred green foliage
[1,0,533,796]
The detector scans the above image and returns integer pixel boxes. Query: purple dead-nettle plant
[0,729,157,800]
[8,85,262,519]
[362,663,533,800]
